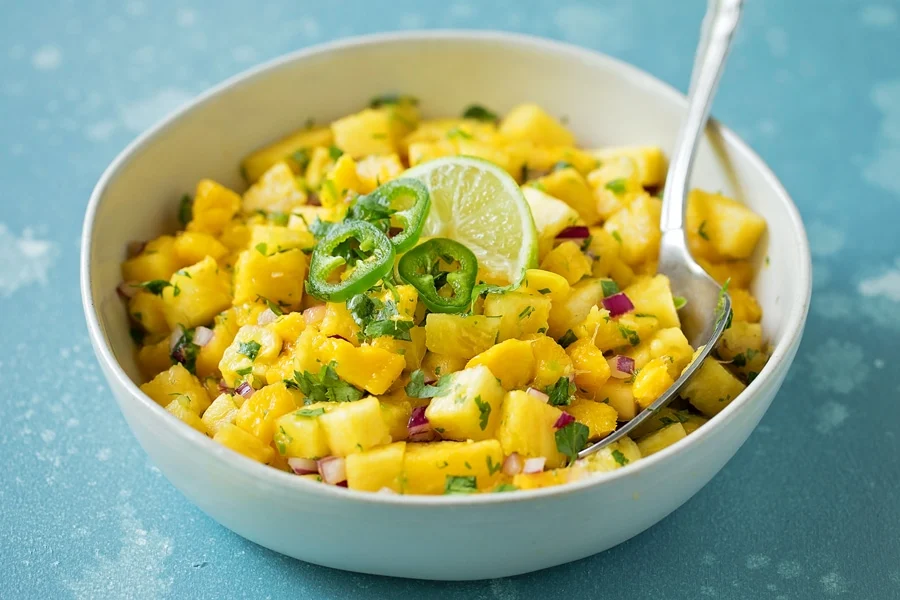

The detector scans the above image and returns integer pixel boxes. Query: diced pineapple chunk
[331,109,397,158]
[717,320,767,378]
[402,440,504,495]
[242,161,307,215]
[234,382,299,444]
[586,229,623,279]
[173,231,228,266]
[407,140,456,167]
[273,403,334,459]
[165,396,208,434]
[686,189,766,260]
[160,257,232,330]
[636,423,687,457]
[586,156,644,220]
[682,413,709,435]
[497,390,567,468]
[466,339,535,390]
[513,465,588,490]
[648,327,694,378]
[241,125,333,183]
[424,314,502,360]
[346,442,407,492]
[201,393,240,437]
[128,292,169,336]
[121,235,180,283]
[581,438,641,473]
[319,154,363,211]
[522,186,580,260]
[195,308,239,379]
[540,241,593,285]
[547,278,604,339]
[521,269,571,303]
[681,352,747,417]
[188,179,241,236]
[318,396,392,457]
[219,324,283,388]
[453,139,515,176]
[603,194,662,267]
[321,338,405,395]
[402,118,497,150]
[623,274,680,329]
[140,364,210,414]
[232,247,307,311]
[355,154,405,193]
[565,398,617,440]
[499,104,575,147]
[731,288,762,323]
[595,379,636,420]
[566,339,611,394]
[371,326,427,372]
[319,302,360,344]
[379,397,412,441]
[536,167,600,225]
[425,366,505,441]
[529,335,574,390]
[632,357,675,409]
[269,312,306,345]
[420,352,468,382]
[249,224,315,254]
[137,338,173,380]
[482,291,551,342]
[214,423,274,463]
[591,146,666,187]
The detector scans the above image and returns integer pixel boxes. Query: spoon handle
[660,0,744,234]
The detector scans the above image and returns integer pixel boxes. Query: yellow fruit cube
[499,103,575,146]
[603,194,662,267]
[424,314,502,361]
[681,353,747,417]
[269,312,306,345]
[128,291,169,336]
[596,379,636,420]
[425,366,505,441]
[322,338,405,395]
[682,413,709,435]
[137,338,173,380]
[582,438,642,473]
[586,156,643,220]
[731,288,762,323]
[482,291,551,342]
[547,278,605,339]
[717,320,766,378]
[249,224,315,254]
[453,139,515,175]
[195,308,239,379]
[241,125,333,183]
[564,398,617,440]
[379,397,412,441]
[466,339,535,390]
[234,382,298,444]
[420,352,468,382]
[636,423,687,457]
[407,140,456,168]
[319,396,392,457]
[540,241,593,285]
[164,396,208,434]
[586,229,622,279]
[591,146,666,187]
[566,339,611,394]
[161,257,232,330]
[218,324,283,388]
[521,269,571,303]
[497,390,567,468]
[319,302,361,345]
[371,326,427,372]
[173,231,228,266]
[121,235,180,283]
[201,393,240,437]
[232,247,307,311]
[402,440,505,495]
[648,327,694,377]
[687,189,766,261]
[402,118,496,150]
[513,465,588,490]
[529,336,574,391]
[537,167,600,225]
[304,146,337,190]
[522,186,580,260]
[623,274,680,329]
[214,423,274,463]
[188,179,241,236]
[331,109,397,158]
[355,154,405,193]
[140,363,211,414]
[346,442,407,492]
[319,154,363,210]
[632,357,675,409]
[273,403,334,459]
[242,161,307,215]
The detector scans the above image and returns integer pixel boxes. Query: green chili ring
[397,238,478,313]
[368,178,431,253]
[306,219,395,302]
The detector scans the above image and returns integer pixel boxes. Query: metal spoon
[579,0,742,458]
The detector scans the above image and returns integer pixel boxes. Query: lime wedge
[403,156,538,286]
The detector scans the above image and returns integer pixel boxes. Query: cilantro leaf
[611,230,623,244]
[170,328,200,374]
[444,475,477,495]
[364,318,413,341]
[494,483,519,493]
[486,455,503,475]
[461,104,498,122]
[235,366,253,376]
[698,220,710,240]
[290,147,310,171]
[178,194,193,226]
[255,242,268,256]
[289,363,364,403]
[238,340,262,361]
[545,376,575,407]
[295,407,326,418]
[474,395,491,431]
[405,369,452,399]
[673,295,687,310]
[446,126,473,140]
[136,280,171,296]
[369,93,419,108]
[347,293,413,342]
[553,161,574,172]
[617,324,640,346]
[605,178,627,195]
[600,279,620,298]
[557,329,578,349]
[612,449,629,466]
[328,145,344,161]
[555,421,590,464]
[257,296,284,316]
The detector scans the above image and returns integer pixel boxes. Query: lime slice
[403,156,538,286]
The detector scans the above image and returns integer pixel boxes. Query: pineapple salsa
[120,97,769,495]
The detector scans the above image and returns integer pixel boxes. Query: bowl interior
[85,32,808,415]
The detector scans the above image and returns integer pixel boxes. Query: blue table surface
[3,0,899,598]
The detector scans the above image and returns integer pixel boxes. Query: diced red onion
[554,413,575,429]
[235,381,255,399]
[302,305,326,326]
[609,355,636,379]
[555,226,590,240]
[522,457,546,474]
[502,453,523,476]
[217,380,234,395]
[317,456,347,485]
[408,430,439,442]
[257,308,278,325]
[407,406,436,441]
[336,481,348,488]
[169,325,185,353]
[526,388,549,403]
[193,326,214,347]
[601,292,634,317]
[117,281,139,299]
[126,241,146,258]
[288,457,318,475]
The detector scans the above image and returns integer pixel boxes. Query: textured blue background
[2,1,899,598]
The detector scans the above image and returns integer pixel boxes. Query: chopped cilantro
[405,369,452,399]
[474,395,491,431]
[257,296,284,316]
[765,255,771,266]
[494,483,519,493]
[555,421,589,464]
[673,295,687,310]
[611,230,623,244]
[269,212,290,227]
[290,147,310,171]
[238,340,262,361]
[136,280,171,296]
[618,324,640,346]
[347,293,413,342]
[170,328,200,374]
[545,376,575,407]
[177,194,193,226]
[235,366,253,376]
[444,475,477,495]
[732,348,759,367]
[715,278,733,330]
[447,126,473,140]
[255,242,268,256]
[486,455,503,475]
[287,363,364,403]
[600,279,620,298]
[328,145,344,161]
[612,449,629,466]
[371,132,387,140]
[369,93,418,108]
[461,104,498,122]
[553,160,574,172]
[557,329,578,348]
[634,313,656,318]
[537,287,552,295]
[698,220,710,240]
[605,178,627,195]
[518,305,535,320]
[464,461,472,470]
[274,426,292,455]
[580,235,594,252]
[295,407,326,418]
[747,371,759,384]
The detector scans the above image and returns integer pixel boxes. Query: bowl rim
[80,29,812,507]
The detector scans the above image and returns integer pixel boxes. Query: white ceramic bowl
[81,31,811,580]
